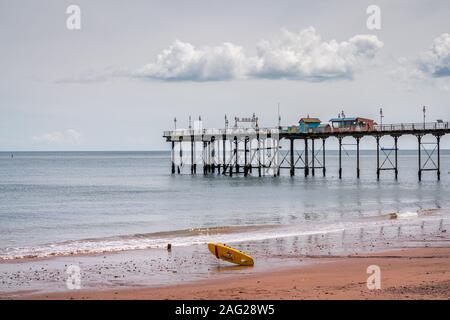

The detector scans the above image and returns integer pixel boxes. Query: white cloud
[32,129,82,145]
[133,40,249,81]
[133,27,383,82]
[250,27,383,81]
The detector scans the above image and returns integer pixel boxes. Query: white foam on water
[0,210,447,261]
[396,211,419,219]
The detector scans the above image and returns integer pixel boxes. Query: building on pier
[329,117,376,132]
[299,117,321,133]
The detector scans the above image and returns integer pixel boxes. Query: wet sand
[22,247,450,300]
[1,215,450,299]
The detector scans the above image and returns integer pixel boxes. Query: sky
[1,0,450,150]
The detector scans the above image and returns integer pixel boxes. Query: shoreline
[1,214,449,299]
[1,208,446,263]
[16,246,450,300]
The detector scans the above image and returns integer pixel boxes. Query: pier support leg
[216,138,220,174]
[229,140,233,176]
[205,142,208,174]
[207,142,210,174]
[191,136,194,175]
[171,141,175,174]
[178,139,183,175]
[394,136,398,180]
[244,137,248,177]
[257,133,262,177]
[290,139,295,176]
[248,138,252,175]
[437,135,441,181]
[210,141,214,173]
[304,139,309,177]
[311,139,315,177]
[376,136,380,180]
[234,137,239,174]
[356,137,360,179]
[322,139,326,177]
[276,138,280,177]
[418,135,422,181]
[222,135,226,175]
[211,139,215,174]
[203,141,207,175]
[338,137,342,179]
[262,138,266,177]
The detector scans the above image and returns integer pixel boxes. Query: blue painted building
[299,117,321,133]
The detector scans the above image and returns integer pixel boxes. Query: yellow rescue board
[208,243,254,266]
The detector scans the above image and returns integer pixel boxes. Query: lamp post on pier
[379,108,384,131]
[423,106,427,129]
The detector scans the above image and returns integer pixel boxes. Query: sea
[1,150,449,262]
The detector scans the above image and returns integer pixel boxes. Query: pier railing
[373,122,449,132]
[163,127,280,138]
[279,122,450,134]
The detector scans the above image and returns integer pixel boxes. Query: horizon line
[2,149,450,152]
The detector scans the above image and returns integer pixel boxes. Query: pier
[163,116,450,181]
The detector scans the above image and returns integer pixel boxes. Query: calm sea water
[0,150,449,260]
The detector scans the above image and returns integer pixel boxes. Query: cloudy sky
[1,0,450,150]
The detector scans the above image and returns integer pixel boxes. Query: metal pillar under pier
[311,139,315,176]
[376,136,380,180]
[190,135,195,175]
[202,141,207,175]
[338,137,342,179]
[229,139,233,176]
[322,138,326,177]
[257,132,262,177]
[418,135,422,181]
[178,137,183,174]
[276,138,280,177]
[222,134,226,174]
[249,139,253,174]
[356,137,360,178]
[234,137,239,174]
[211,138,215,174]
[304,139,309,177]
[244,137,249,177]
[437,135,441,180]
[171,141,175,174]
[216,137,220,174]
[394,136,399,180]
[206,141,211,174]
[290,139,295,176]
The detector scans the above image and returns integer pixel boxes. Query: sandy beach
[3,246,447,300]
[1,213,450,300]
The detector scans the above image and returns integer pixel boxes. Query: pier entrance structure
[164,118,449,181]
[167,114,281,177]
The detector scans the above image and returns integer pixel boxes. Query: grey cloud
[32,129,82,145]
[416,33,450,78]
[391,33,450,91]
